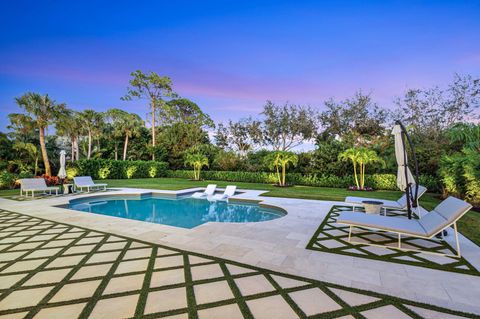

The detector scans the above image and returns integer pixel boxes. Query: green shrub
[439,149,480,205]
[0,171,17,189]
[166,170,440,192]
[67,159,169,179]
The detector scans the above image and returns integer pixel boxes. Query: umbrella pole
[396,121,420,219]
[400,129,413,219]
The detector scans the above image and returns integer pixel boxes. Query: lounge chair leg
[454,222,461,258]
[348,226,352,242]
[398,234,401,249]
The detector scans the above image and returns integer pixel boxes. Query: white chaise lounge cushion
[212,185,237,200]
[337,196,472,238]
[191,184,217,198]
[336,212,428,237]
[433,196,472,224]
[73,176,107,187]
[224,185,236,196]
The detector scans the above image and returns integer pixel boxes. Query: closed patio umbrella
[58,150,67,179]
[391,121,419,219]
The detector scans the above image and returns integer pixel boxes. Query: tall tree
[393,74,480,140]
[319,92,387,146]
[107,109,144,160]
[14,92,67,176]
[261,101,318,151]
[78,109,104,159]
[214,117,263,157]
[122,70,175,160]
[56,110,82,161]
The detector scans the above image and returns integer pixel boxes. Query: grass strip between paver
[0,209,479,319]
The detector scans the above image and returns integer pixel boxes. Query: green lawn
[0,177,478,246]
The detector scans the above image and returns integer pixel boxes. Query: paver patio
[0,188,479,318]
[0,209,478,319]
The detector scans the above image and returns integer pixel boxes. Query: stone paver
[0,193,479,318]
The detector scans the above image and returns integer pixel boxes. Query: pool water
[68,194,285,229]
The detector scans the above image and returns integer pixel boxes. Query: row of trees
[1,72,479,198]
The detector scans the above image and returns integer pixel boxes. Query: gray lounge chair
[20,178,59,198]
[336,196,472,258]
[73,176,107,192]
[345,185,427,216]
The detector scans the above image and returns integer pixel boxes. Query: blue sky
[1,0,479,132]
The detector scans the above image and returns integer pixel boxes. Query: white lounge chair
[191,184,217,198]
[211,185,237,201]
[345,185,427,216]
[336,196,472,258]
[73,176,107,192]
[20,178,59,198]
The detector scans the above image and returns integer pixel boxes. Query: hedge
[66,159,169,180]
[166,170,441,192]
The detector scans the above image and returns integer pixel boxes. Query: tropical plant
[356,148,385,189]
[338,148,361,188]
[107,109,144,160]
[184,153,209,181]
[265,151,298,186]
[14,92,67,176]
[56,110,82,161]
[12,142,39,175]
[446,123,480,152]
[78,109,104,159]
[339,147,385,189]
[122,70,175,160]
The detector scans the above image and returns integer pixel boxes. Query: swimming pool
[68,194,286,229]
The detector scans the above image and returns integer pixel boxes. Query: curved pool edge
[65,187,289,229]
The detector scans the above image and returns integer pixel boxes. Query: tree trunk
[282,163,286,186]
[114,144,118,160]
[360,163,365,189]
[151,99,156,161]
[123,135,129,161]
[34,157,38,176]
[75,138,79,160]
[353,162,359,188]
[39,126,51,176]
[71,137,75,162]
[87,130,92,159]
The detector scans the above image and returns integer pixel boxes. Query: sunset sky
[1,0,479,132]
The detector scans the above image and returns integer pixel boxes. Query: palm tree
[107,109,144,160]
[56,110,82,161]
[14,93,67,176]
[184,153,209,180]
[266,151,298,186]
[356,148,385,189]
[339,148,361,188]
[79,109,104,159]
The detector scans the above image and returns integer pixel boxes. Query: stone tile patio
[0,187,479,318]
[0,209,477,319]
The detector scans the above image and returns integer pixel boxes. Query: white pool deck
[0,187,479,315]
